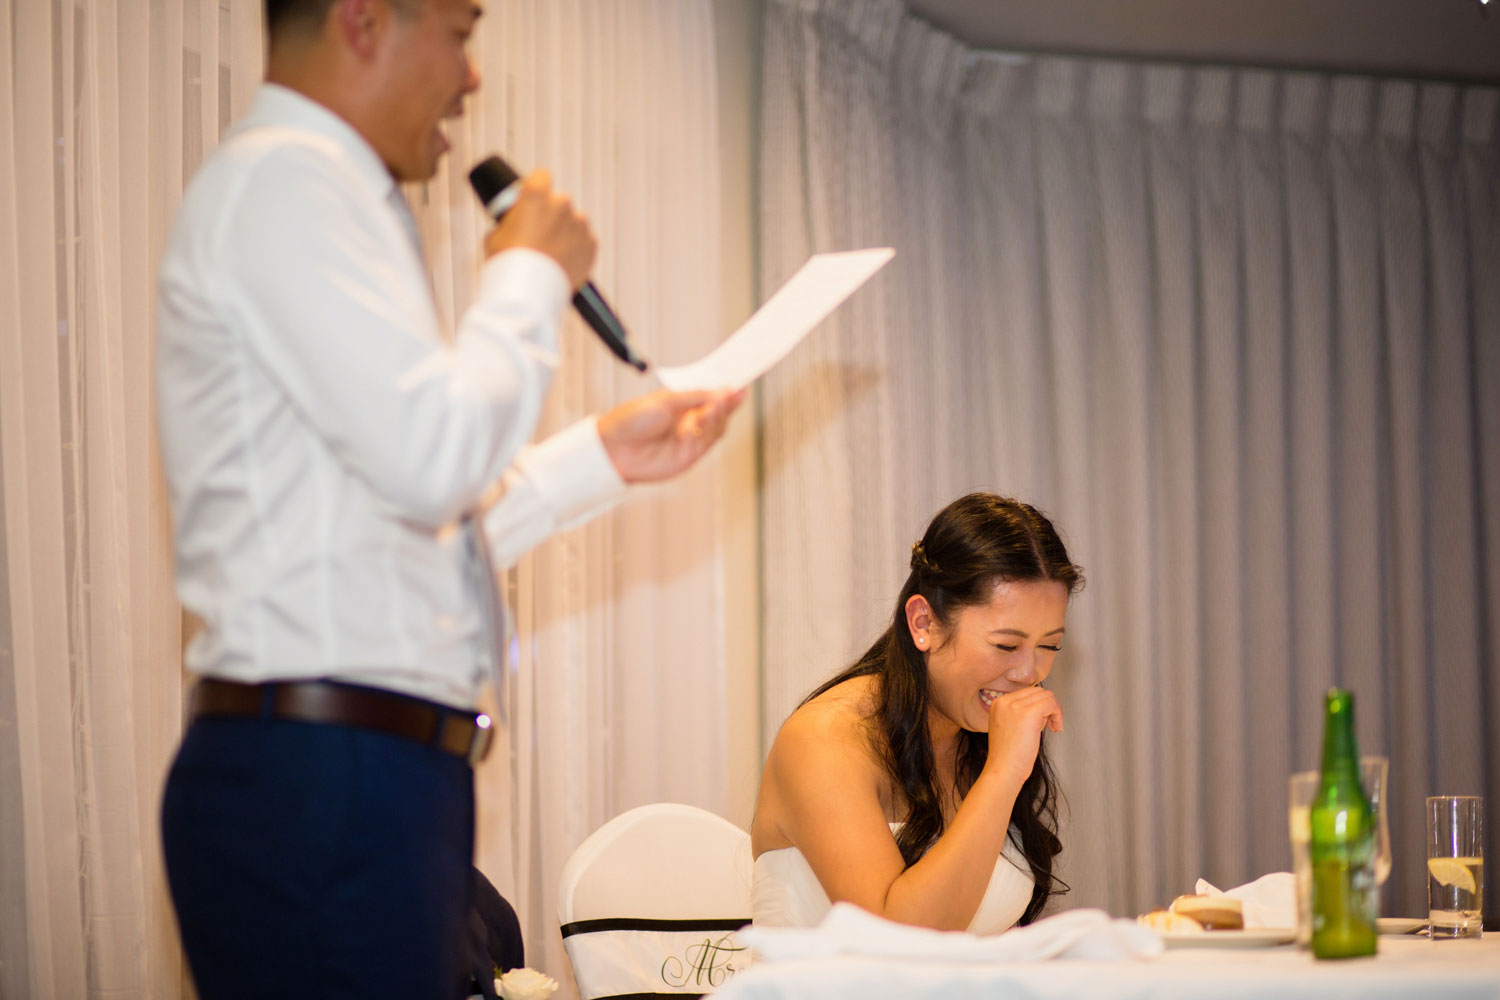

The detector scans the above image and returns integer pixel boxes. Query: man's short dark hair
[265,0,337,38]
[265,0,421,40]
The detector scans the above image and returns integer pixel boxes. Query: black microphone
[468,156,649,372]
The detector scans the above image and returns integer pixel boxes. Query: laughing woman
[750,493,1083,933]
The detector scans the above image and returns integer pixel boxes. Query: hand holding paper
[657,247,894,391]
[597,387,745,483]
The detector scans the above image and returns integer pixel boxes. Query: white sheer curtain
[427,3,730,995]
[759,0,1500,923]
[0,1,727,997]
[0,2,261,995]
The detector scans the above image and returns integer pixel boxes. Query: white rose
[496,967,559,1000]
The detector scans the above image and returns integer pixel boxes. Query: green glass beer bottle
[1310,688,1378,958]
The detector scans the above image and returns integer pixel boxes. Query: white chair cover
[558,804,753,998]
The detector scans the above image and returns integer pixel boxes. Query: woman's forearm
[876,770,1025,930]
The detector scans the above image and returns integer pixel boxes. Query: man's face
[370,0,482,182]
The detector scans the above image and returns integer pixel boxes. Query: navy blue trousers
[161,714,475,1000]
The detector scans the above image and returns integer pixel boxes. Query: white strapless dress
[750,824,1035,935]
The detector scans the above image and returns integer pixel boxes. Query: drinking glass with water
[1427,795,1484,939]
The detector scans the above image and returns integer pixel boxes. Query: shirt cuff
[513,416,628,526]
[477,247,572,336]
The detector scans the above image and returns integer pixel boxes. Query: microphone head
[468,155,521,206]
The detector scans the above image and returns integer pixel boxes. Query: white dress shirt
[156,84,625,708]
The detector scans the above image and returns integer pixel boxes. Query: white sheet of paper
[656,247,894,391]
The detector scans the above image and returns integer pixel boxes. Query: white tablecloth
[713,935,1500,1000]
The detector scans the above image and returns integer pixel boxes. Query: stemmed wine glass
[1362,755,1392,887]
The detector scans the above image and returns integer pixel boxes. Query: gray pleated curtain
[758,0,1499,920]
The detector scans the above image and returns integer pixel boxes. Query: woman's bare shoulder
[776,675,879,746]
[754,675,889,855]
[760,676,888,799]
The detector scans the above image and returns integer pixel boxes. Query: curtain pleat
[760,0,1500,921]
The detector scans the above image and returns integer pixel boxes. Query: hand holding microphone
[470,155,739,482]
[469,156,649,372]
[479,169,597,288]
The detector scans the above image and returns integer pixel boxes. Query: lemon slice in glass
[1427,857,1477,893]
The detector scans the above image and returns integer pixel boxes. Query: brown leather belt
[192,678,494,765]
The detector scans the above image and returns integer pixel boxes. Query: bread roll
[1137,908,1204,934]
[1169,894,1244,930]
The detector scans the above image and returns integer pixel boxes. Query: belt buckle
[467,713,495,765]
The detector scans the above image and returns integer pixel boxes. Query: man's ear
[333,0,386,60]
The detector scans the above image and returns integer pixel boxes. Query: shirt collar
[234,82,399,203]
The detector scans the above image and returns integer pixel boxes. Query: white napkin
[741,903,1163,964]
[1193,872,1296,928]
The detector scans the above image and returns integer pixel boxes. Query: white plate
[1163,928,1297,949]
[1377,917,1426,935]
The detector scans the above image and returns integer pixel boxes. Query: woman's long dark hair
[802,493,1083,925]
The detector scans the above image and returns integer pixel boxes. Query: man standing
[154,1,741,997]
